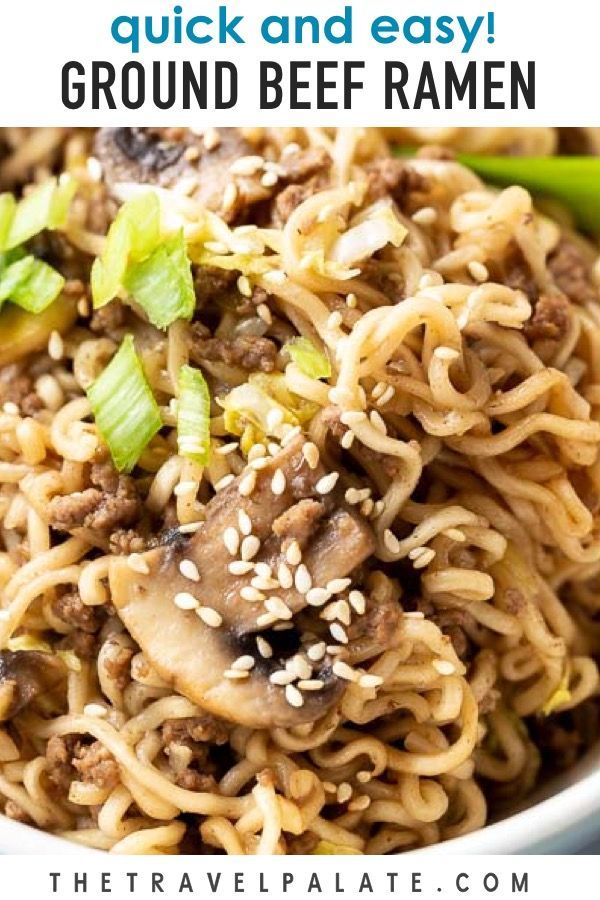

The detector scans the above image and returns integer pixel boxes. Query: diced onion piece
[86,334,162,473]
[124,230,195,330]
[91,192,161,309]
[0,254,65,313]
[177,364,212,465]
[1,176,76,251]
[284,337,331,380]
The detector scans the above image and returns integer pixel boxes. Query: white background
[0,0,598,125]
[0,854,598,898]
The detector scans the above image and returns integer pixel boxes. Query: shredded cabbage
[221,373,317,454]
[330,202,408,268]
[86,334,162,473]
[284,337,331,380]
[177,364,212,465]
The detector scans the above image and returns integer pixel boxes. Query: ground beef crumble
[190,328,278,373]
[48,463,142,540]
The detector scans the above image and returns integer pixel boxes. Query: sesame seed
[369,410,387,435]
[348,795,371,812]
[229,155,264,176]
[205,240,229,255]
[48,331,64,360]
[83,703,107,718]
[184,145,200,162]
[265,596,293,620]
[263,270,287,286]
[241,586,265,603]
[231,654,255,671]
[433,659,456,676]
[277,563,293,589]
[371,500,385,519]
[223,527,240,556]
[215,474,235,492]
[330,623,348,644]
[254,562,272,578]
[249,457,270,471]
[270,669,296,686]
[228,560,254,576]
[281,425,302,447]
[358,674,384,689]
[285,684,304,708]
[237,275,252,298]
[261,171,279,188]
[271,468,286,495]
[241,534,261,561]
[346,293,358,309]
[197,607,222,628]
[2,401,19,415]
[267,442,281,456]
[248,444,267,461]
[340,411,367,427]
[371,382,387,400]
[412,206,438,226]
[251,576,279,591]
[403,611,426,619]
[127,553,149,575]
[443,528,466,542]
[333,660,358,682]
[302,442,320,469]
[256,612,278,628]
[174,480,198,496]
[327,311,343,329]
[345,487,371,505]
[341,430,355,449]
[256,636,273,659]
[337,782,353,804]
[376,385,395,408]
[286,541,302,566]
[179,559,200,582]
[257,303,272,325]
[306,587,330,607]
[327,578,352,595]
[267,408,284,431]
[434,346,460,362]
[224,669,249,680]
[174,592,199,611]
[203,128,221,150]
[413,548,436,569]
[239,470,257,496]
[238,510,252,536]
[349,590,366,615]
[288,655,312,680]
[178,522,202,534]
[323,781,337,794]
[383,529,400,554]
[297,679,324,691]
[468,260,489,283]
[307,642,327,662]
[333,599,351,626]
[316,472,339,495]
[360,498,374,517]
[356,770,372,784]
[294,564,312,594]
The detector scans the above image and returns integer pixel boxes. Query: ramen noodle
[0,126,598,855]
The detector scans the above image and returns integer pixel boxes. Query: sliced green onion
[177,364,211,465]
[1,176,76,251]
[87,334,162,473]
[91,192,162,309]
[284,336,331,380]
[123,231,195,329]
[0,254,65,313]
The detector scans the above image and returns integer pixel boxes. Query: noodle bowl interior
[0,125,598,854]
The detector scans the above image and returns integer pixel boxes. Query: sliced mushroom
[109,437,376,728]
[94,128,271,221]
[0,651,66,721]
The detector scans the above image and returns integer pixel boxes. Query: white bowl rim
[1,757,599,855]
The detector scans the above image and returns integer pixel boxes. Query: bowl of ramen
[0,125,598,855]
